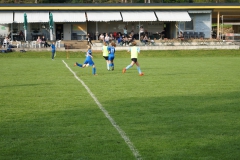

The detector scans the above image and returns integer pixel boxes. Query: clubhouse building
[0,3,240,41]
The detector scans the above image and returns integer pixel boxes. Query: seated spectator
[113,32,117,39]
[178,31,183,39]
[99,33,104,43]
[117,34,123,45]
[3,36,9,48]
[36,36,42,47]
[122,35,129,46]
[109,33,114,43]
[143,34,149,45]
[128,34,133,45]
[41,36,50,47]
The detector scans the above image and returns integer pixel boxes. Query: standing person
[99,33,104,43]
[122,41,144,76]
[108,42,116,71]
[139,26,144,37]
[19,30,24,41]
[104,33,110,45]
[123,26,128,36]
[87,33,93,46]
[51,42,56,60]
[102,42,110,70]
[74,45,97,75]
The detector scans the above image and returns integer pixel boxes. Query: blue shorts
[108,55,114,61]
[84,57,94,66]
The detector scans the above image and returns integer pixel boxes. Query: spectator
[109,33,114,43]
[36,36,42,47]
[139,26,144,37]
[3,36,9,48]
[117,33,123,45]
[143,34,149,45]
[105,33,110,45]
[99,33,104,43]
[19,30,24,41]
[123,26,128,36]
[41,36,50,47]
[87,33,93,46]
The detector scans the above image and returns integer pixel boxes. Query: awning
[155,11,191,22]
[86,11,122,22]
[14,11,49,23]
[188,10,212,14]
[51,11,86,22]
[0,12,13,24]
[121,11,157,22]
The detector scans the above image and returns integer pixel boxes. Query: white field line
[62,60,142,160]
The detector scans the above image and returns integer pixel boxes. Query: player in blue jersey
[74,45,97,75]
[122,41,144,76]
[108,41,116,71]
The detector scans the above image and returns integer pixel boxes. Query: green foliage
[0,0,240,3]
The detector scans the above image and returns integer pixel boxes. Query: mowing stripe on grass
[62,60,142,160]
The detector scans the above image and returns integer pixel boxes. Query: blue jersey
[51,44,56,53]
[108,46,115,57]
[84,49,94,66]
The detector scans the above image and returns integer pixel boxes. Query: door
[56,24,63,40]
[63,24,71,40]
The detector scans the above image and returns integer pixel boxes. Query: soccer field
[1,50,240,160]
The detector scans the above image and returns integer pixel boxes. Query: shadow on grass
[0,83,53,88]
[103,91,240,159]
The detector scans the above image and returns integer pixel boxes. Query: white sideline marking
[62,60,142,160]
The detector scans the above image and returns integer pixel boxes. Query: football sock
[76,63,82,67]
[92,67,96,75]
[137,66,142,74]
[126,65,132,70]
[107,63,109,70]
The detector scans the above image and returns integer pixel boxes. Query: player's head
[104,42,107,46]
[87,45,91,49]
[111,42,116,47]
[132,41,137,46]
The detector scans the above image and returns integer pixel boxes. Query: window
[185,16,194,30]
[185,20,193,30]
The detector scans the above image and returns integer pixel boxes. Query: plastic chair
[31,41,37,48]
[16,40,21,48]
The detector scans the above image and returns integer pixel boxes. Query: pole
[96,22,98,40]
[217,11,219,39]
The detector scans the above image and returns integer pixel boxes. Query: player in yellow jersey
[122,41,144,76]
[102,42,110,70]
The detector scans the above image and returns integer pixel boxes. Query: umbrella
[49,12,54,41]
[23,13,27,41]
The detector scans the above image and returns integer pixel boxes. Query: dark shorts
[103,56,108,60]
[131,58,137,63]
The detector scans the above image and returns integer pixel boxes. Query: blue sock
[92,67,96,75]
[126,65,132,70]
[137,66,142,74]
[76,63,82,67]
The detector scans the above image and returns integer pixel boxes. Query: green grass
[1,50,240,160]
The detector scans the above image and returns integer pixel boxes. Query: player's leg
[123,59,136,73]
[92,65,96,75]
[136,61,144,76]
